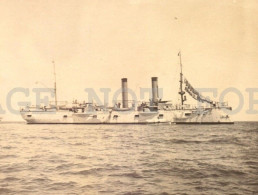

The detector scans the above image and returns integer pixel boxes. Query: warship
[20,55,234,124]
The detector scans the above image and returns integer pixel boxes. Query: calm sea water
[0,122,257,195]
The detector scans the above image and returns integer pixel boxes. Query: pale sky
[0,0,257,121]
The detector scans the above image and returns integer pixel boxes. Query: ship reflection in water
[0,122,257,194]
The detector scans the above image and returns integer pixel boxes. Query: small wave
[31,177,52,183]
[0,155,17,159]
[0,188,12,194]
[244,161,258,166]
[195,186,221,192]
[76,155,87,160]
[245,181,258,186]
[56,163,75,170]
[216,181,230,187]
[16,190,38,194]
[214,167,246,177]
[2,146,16,150]
[98,190,116,194]
[207,137,245,146]
[110,171,144,178]
[245,128,258,133]
[52,181,77,186]
[23,136,37,139]
[48,158,67,164]
[166,139,203,144]
[165,137,245,146]
[102,135,111,139]
[158,165,214,179]
[121,190,146,195]
[81,184,94,189]
[47,181,77,191]
[68,136,81,139]
[122,193,142,195]
[159,193,171,195]
[198,162,246,178]
[0,166,22,173]
[123,172,143,178]
[61,168,105,176]
[76,169,100,175]
[69,142,86,146]
[3,177,20,182]
[39,136,58,140]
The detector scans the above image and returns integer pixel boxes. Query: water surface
[0,122,257,194]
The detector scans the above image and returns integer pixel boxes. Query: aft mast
[52,60,58,109]
[178,52,185,107]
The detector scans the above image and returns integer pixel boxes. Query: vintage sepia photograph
[0,0,257,194]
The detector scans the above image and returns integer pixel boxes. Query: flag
[178,51,181,56]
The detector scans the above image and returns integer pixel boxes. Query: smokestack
[121,78,128,108]
[151,77,159,102]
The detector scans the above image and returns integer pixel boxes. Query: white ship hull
[20,108,233,124]
[20,110,173,124]
[20,110,74,124]
[173,108,233,124]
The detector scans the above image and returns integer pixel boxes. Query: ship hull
[21,108,233,124]
[20,110,73,124]
[173,108,234,124]
[20,110,173,124]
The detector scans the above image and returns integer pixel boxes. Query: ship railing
[20,104,57,112]
[215,101,232,110]
[113,99,138,109]
[172,104,198,110]
[172,104,216,110]
[49,101,68,106]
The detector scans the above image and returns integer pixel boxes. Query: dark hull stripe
[175,122,234,125]
[26,122,170,125]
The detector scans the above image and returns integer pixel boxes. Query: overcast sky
[0,0,257,121]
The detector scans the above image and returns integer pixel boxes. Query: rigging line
[52,60,58,108]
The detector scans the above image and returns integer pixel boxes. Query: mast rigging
[178,51,185,106]
[52,60,58,109]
